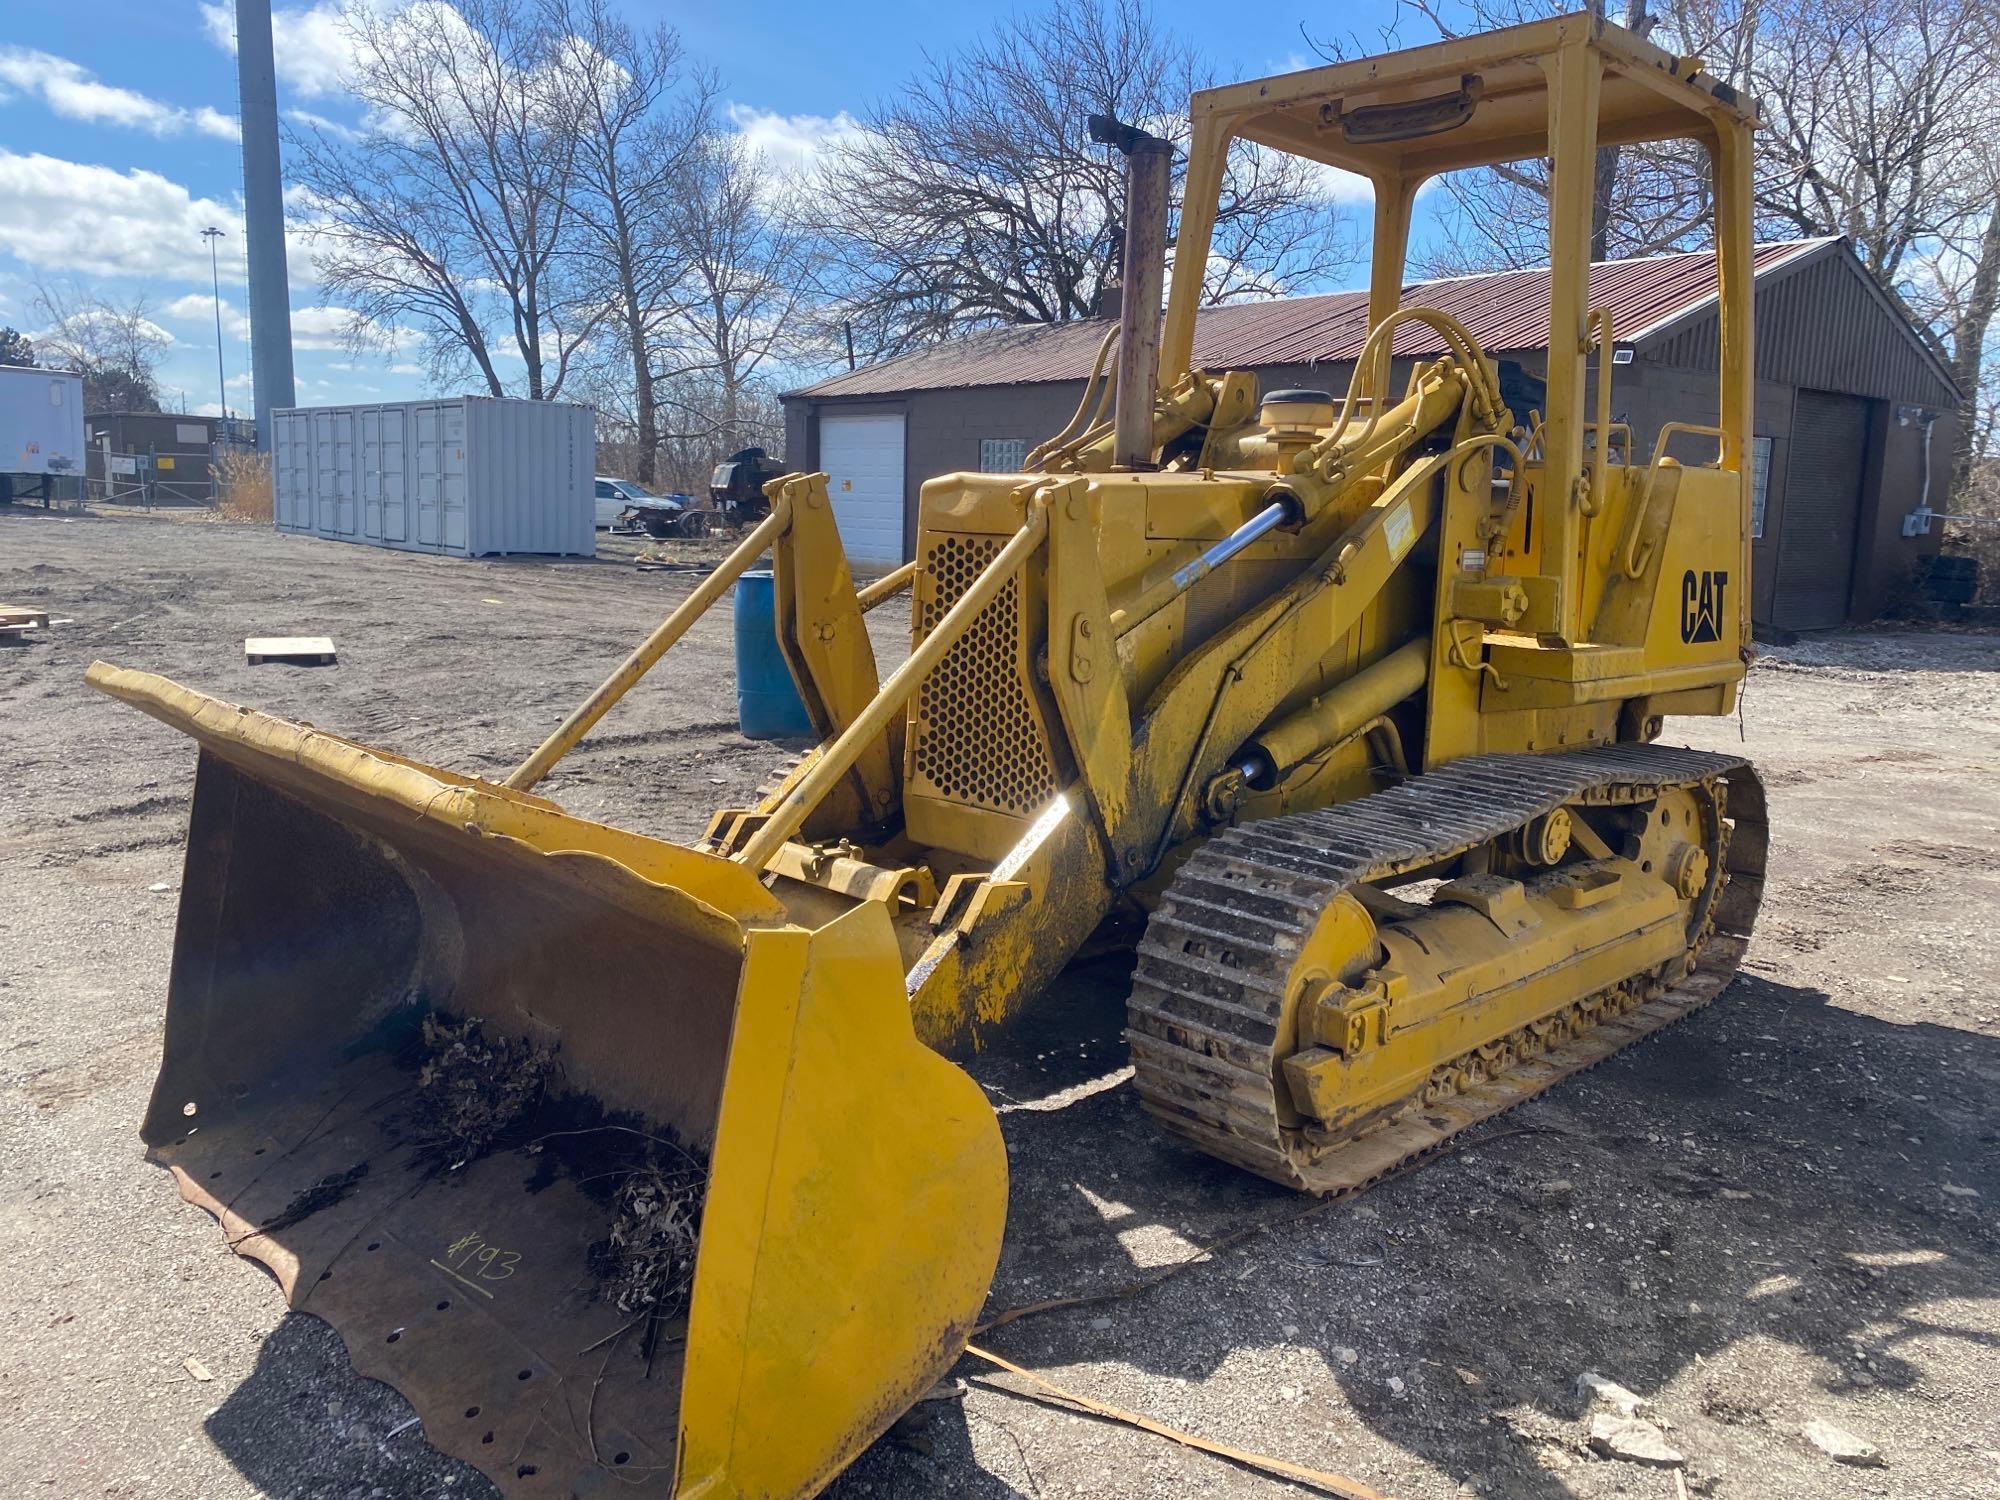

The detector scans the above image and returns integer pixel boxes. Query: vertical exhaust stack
[1091,115,1174,470]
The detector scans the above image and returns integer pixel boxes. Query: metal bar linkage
[1584,308,1614,517]
[506,504,791,791]
[737,506,1052,872]
[856,560,917,613]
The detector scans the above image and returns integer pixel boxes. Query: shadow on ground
[196,961,1996,1499]
[843,968,1998,1496]
[206,1312,490,1498]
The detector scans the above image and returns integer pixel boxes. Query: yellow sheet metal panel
[85,662,785,929]
[677,905,1007,1498]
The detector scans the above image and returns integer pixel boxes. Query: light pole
[201,226,228,420]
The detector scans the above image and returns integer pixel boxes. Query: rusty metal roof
[792,238,1834,399]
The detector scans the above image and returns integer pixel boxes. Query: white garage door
[818,412,906,567]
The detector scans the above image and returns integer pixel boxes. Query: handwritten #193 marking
[427,1231,522,1299]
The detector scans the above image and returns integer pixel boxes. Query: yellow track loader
[91,14,1768,1498]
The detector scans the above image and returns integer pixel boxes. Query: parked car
[594,476,645,529]
[594,476,710,537]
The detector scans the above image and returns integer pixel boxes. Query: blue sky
[0,0,1415,415]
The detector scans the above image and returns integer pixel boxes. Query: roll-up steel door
[1771,390,1869,629]
[817,412,906,567]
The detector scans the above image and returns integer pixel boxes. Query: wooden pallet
[245,635,338,666]
[0,604,51,641]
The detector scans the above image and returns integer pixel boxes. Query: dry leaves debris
[410,1014,556,1166]
[600,1163,707,1321]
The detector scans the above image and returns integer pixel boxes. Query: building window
[1750,435,1774,540]
[980,438,1027,472]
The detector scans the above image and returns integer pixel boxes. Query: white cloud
[290,304,421,353]
[1308,162,1376,206]
[0,151,246,282]
[726,102,861,176]
[201,0,396,101]
[191,106,242,141]
[288,304,364,349]
[0,151,332,293]
[0,47,238,140]
[722,98,1371,212]
[32,305,175,349]
[286,107,363,142]
[164,292,252,341]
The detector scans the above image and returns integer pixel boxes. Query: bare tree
[290,0,599,398]
[575,351,787,496]
[32,278,170,412]
[1343,0,2000,497]
[552,0,714,482]
[807,0,1355,358]
[1951,203,2000,483]
[1377,0,1995,280]
[1908,149,2000,494]
[1747,0,2000,501]
[656,132,810,455]
[1367,0,1717,271]
[1745,0,1993,285]
[653,371,787,494]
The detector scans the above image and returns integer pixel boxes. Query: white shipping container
[272,395,594,557]
[0,364,86,479]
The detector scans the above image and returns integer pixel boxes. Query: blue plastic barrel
[733,570,815,739]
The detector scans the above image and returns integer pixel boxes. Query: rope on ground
[974,1124,1557,1337]
[962,1343,1386,1500]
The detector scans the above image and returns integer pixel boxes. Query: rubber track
[1126,744,1768,1192]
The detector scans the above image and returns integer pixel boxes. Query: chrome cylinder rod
[1112,496,1296,637]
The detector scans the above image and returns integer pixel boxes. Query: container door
[440,403,468,552]
[381,407,407,542]
[290,412,313,530]
[333,410,358,536]
[313,411,337,533]
[276,413,308,529]
[359,410,384,539]
[817,412,906,567]
[414,404,444,550]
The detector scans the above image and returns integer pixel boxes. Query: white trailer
[0,364,86,507]
[272,395,595,557]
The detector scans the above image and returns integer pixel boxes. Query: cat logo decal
[1680,569,1728,644]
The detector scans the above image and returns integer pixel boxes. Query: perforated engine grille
[911,534,1060,816]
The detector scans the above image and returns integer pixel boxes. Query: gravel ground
[2,505,1996,1500]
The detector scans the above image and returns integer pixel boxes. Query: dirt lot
[2,506,1996,1500]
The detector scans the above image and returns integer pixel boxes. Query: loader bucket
[87,663,1009,1500]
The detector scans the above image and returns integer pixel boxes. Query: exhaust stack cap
[1088,114,1173,158]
